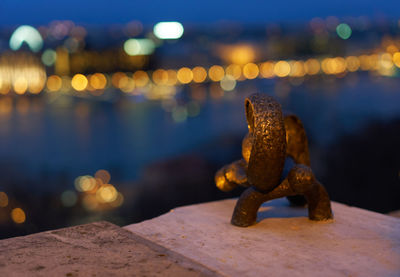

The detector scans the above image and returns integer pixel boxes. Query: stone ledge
[0,221,219,277]
[125,198,400,277]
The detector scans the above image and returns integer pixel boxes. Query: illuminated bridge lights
[2,50,395,97]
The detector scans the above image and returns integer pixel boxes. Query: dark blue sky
[0,0,399,25]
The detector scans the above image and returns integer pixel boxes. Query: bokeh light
[304,59,320,75]
[0,192,8,207]
[225,64,242,80]
[89,73,107,90]
[274,61,291,77]
[95,169,111,184]
[46,75,62,92]
[124,38,155,56]
[61,190,78,207]
[220,75,236,91]
[260,62,275,78]
[9,25,43,52]
[242,63,259,79]
[153,22,184,39]
[41,49,57,66]
[336,23,352,40]
[177,67,193,84]
[192,67,207,83]
[11,208,26,224]
[133,71,149,87]
[96,184,118,203]
[71,74,88,91]
[208,65,225,81]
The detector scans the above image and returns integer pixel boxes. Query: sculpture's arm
[215,159,249,192]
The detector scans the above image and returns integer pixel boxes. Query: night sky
[0,0,399,25]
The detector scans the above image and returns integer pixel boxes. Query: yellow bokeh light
[96,184,118,203]
[132,71,149,87]
[29,82,44,94]
[333,57,346,74]
[386,44,398,54]
[379,53,394,69]
[304,59,320,75]
[11,208,26,224]
[225,64,242,80]
[166,70,178,86]
[112,72,132,90]
[120,77,135,93]
[0,82,11,95]
[290,61,306,77]
[110,192,124,208]
[95,169,111,184]
[89,73,107,90]
[208,65,225,82]
[192,66,207,83]
[321,58,332,74]
[359,55,372,70]
[229,45,255,65]
[152,69,168,85]
[46,75,62,92]
[80,176,97,192]
[322,58,346,74]
[242,63,259,79]
[274,61,291,77]
[71,74,88,91]
[112,72,125,88]
[260,62,275,78]
[177,67,193,84]
[0,192,8,207]
[345,56,360,72]
[13,77,28,95]
[393,52,400,68]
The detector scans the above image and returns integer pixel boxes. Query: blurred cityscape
[0,16,400,238]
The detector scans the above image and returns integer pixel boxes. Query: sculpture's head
[243,93,287,192]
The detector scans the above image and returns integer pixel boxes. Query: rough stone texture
[125,198,400,277]
[0,221,219,277]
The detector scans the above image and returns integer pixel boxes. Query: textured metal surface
[215,93,333,227]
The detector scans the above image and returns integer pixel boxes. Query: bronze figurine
[215,93,333,227]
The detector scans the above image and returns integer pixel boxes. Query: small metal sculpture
[215,93,333,227]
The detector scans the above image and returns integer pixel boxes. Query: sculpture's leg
[287,165,333,221]
[231,180,294,227]
[231,187,267,227]
[304,181,332,220]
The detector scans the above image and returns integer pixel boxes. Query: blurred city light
[11,208,26,224]
[243,63,259,79]
[9,25,43,52]
[41,49,57,66]
[177,67,193,84]
[0,192,8,207]
[208,65,225,81]
[46,75,62,92]
[336,23,352,40]
[124,38,155,56]
[274,61,291,77]
[220,75,236,91]
[71,74,88,91]
[61,190,78,207]
[153,22,184,39]
[0,52,46,95]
